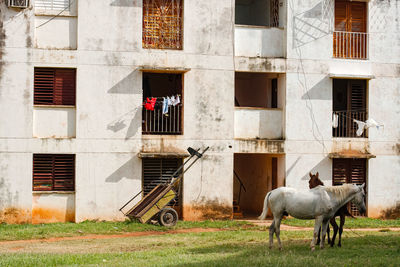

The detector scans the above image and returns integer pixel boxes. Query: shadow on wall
[301,76,332,100]
[108,70,141,94]
[299,157,331,184]
[292,0,333,48]
[110,0,141,7]
[105,157,138,183]
[107,107,141,140]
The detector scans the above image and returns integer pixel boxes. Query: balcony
[235,26,284,58]
[333,31,369,60]
[235,108,283,139]
[142,102,182,135]
[332,111,368,138]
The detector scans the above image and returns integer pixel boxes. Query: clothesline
[143,95,181,115]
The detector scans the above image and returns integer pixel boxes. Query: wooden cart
[120,147,209,227]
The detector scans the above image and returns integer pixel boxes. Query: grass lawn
[282,217,400,228]
[0,228,399,266]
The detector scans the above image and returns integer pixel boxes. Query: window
[142,0,183,49]
[35,0,71,11]
[142,158,182,206]
[333,79,367,137]
[34,68,76,106]
[235,0,279,27]
[334,0,367,59]
[333,158,367,216]
[142,72,183,135]
[235,72,279,108]
[33,154,75,191]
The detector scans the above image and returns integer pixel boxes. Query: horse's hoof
[338,244,341,247]
[311,247,315,252]
[279,247,282,251]
[269,246,272,250]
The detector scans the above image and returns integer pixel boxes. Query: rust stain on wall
[183,202,232,221]
[0,208,31,224]
[32,207,75,224]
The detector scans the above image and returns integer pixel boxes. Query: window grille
[143,0,183,49]
[35,0,70,11]
[33,154,75,191]
[34,68,76,106]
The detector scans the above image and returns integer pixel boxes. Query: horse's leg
[327,223,331,245]
[269,220,275,249]
[311,216,323,251]
[338,214,345,247]
[320,219,330,249]
[330,217,339,247]
[274,215,283,250]
[316,227,321,245]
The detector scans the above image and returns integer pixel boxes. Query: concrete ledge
[329,73,375,80]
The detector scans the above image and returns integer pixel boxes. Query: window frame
[32,154,75,192]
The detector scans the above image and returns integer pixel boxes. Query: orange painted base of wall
[32,208,75,224]
[182,204,232,221]
[0,208,31,224]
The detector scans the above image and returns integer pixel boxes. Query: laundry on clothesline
[353,118,384,136]
[332,113,339,128]
[144,97,157,111]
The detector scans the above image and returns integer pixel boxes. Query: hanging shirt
[144,97,157,111]
[171,95,180,106]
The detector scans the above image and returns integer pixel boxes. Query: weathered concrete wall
[33,107,76,138]
[32,193,75,223]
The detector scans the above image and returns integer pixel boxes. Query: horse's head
[309,172,324,189]
[352,183,367,215]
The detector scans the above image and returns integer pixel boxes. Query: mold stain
[0,2,6,91]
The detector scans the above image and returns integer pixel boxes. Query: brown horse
[309,172,354,247]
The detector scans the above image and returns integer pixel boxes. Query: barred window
[33,154,75,191]
[143,0,183,50]
[34,68,76,106]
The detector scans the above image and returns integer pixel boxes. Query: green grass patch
[0,220,248,241]
[282,217,400,228]
[0,229,399,266]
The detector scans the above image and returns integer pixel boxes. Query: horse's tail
[258,191,272,220]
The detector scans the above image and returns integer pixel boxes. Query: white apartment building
[0,0,399,224]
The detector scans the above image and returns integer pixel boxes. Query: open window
[235,0,279,27]
[142,72,183,135]
[235,72,279,108]
[333,79,367,138]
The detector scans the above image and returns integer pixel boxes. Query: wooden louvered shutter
[54,69,76,105]
[350,2,366,33]
[335,1,348,32]
[34,68,76,106]
[33,154,75,191]
[53,154,75,191]
[143,158,182,204]
[332,158,367,216]
[34,68,55,105]
[33,154,54,191]
[349,80,367,137]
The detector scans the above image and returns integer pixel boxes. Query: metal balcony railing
[333,31,369,60]
[332,111,368,138]
[142,102,182,135]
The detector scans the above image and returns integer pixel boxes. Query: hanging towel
[353,119,366,136]
[332,113,338,128]
[354,118,384,136]
[144,97,157,111]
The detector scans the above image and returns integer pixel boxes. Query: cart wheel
[158,208,178,227]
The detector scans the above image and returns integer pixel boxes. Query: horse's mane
[324,184,356,203]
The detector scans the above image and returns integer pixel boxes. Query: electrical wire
[35,0,75,29]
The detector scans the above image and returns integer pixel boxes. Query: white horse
[259,183,366,251]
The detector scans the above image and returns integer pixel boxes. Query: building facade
[0,0,399,224]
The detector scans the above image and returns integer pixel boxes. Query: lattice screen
[143,0,183,49]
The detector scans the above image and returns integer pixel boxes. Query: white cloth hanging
[353,118,384,136]
[332,113,338,128]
